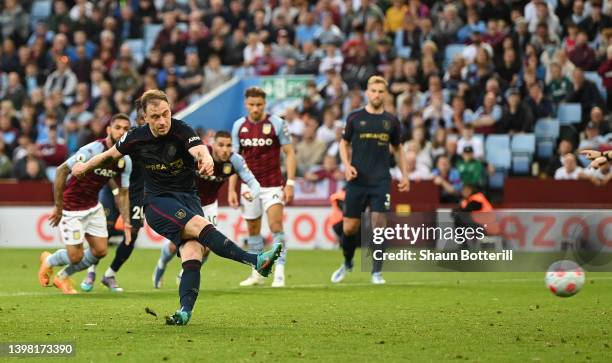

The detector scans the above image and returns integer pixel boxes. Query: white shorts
[202,201,218,226]
[60,203,108,246]
[240,184,284,220]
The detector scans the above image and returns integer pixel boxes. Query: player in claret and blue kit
[81,103,148,292]
[71,90,281,325]
[38,114,133,294]
[152,130,262,288]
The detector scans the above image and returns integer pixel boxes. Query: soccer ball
[545,260,585,297]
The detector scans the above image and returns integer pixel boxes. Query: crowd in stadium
[0,0,611,201]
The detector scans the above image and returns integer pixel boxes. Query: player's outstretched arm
[189,144,214,176]
[72,146,123,178]
[49,163,71,227]
[282,143,296,203]
[230,153,261,202]
[391,144,410,192]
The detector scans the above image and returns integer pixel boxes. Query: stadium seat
[125,39,145,66]
[30,0,52,27]
[444,44,466,67]
[534,118,560,159]
[488,170,507,189]
[557,103,582,125]
[510,134,536,175]
[143,24,163,53]
[486,147,511,169]
[485,134,510,152]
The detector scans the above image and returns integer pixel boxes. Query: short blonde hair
[140,90,169,112]
[367,75,388,88]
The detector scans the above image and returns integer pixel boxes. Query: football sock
[272,231,287,266]
[157,240,176,269]
[198,225,257,266]
[59,249,99,278]
[179,259,202,312]
[87,264,96,273]
[341,232,358,269]
[247,235,264,254]
[110,231,138,273]
[46,249,70,267]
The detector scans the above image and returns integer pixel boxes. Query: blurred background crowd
[0,0,611,202]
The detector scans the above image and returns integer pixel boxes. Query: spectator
[295,13,320,47]
[13,144,47,181]
[578,122,607,151]
[568,31,596,70]
[0,0,29,43]
[392,150,432,181]
[546,62,573,105]
[472,92,502,134]
[457,124,484,159]
[525,82,554,121]
[296,116,327,176]
[43,56,78,104]
[545,139,577,177]
[566,68,605,129]
[38,125,68,167]
[203,54,232,94]
[498,88,535,133]
[597,45,612,111]
[405,126,433,170]
[433,4,463,48]
[3,72,25,110]
[432,155,463,203]
[0,140,12,178]
[304,154,344,183]
[587,107,611,135]
[554,153,587,180]
[314,13,344,46]
[457,145,485,188]
[316,108,339,145]
[578,1,612,42]
[111,55,142,96]
[583,162,612,186]
[179,52,204,96]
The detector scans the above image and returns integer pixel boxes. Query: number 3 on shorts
[132,206,144,220]
[384,193,391,210]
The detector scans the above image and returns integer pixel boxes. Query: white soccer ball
[545,260,585,297]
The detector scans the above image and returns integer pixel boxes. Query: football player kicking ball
[230,87,296,287]
[72,90,281,325]
[152,130,262,288]
[38,114,133,294]
[331,76,409,285]
[81,104,148,292]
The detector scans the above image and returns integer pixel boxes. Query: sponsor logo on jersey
[118,158,125,168]
[175,209,187,219]
[263,124,272,135]
[188,136,201,143]
[94,168,118,178]
[241,127,249,133]
[240,138,274,147]
[223,163,232,175]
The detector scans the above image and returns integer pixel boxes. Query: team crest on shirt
[360,120,367,126]
[383,120,391,131]
[263,124,272,135]
[118,158,125,168]
[223,163,232,175]
[167,144,177,158]
[175,209,186,219]
[73,231,81,240]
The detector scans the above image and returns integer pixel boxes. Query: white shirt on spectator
[287,118,305,138]
[554,166,584,180]
[457,136,484,159]
[316,124,336,144]
[243,42,264,65]
[70,2,94,21]
[390,165,433,181]
[461,43,493,64]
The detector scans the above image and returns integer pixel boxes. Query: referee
[331,76,409,285]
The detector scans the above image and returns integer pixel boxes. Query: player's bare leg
[267,204,287,287]
[370,212,387,284]
[331,217,361,284]
[240,217,265,286]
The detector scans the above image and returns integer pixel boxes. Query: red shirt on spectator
[39,140,68,167]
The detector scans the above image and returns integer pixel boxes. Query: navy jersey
[342,108,401,186]
[116,118,203,200]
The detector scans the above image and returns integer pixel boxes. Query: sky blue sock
[157,241,176,269]
[46,249,70,267]
[273,232,287,265]
[247,235,264,254]
[62,249,99,277]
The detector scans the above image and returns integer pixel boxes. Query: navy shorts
[144,191,203,247]
[99,185,145,230]
[343,182,391,218]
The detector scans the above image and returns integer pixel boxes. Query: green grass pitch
[0,248,611,362]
